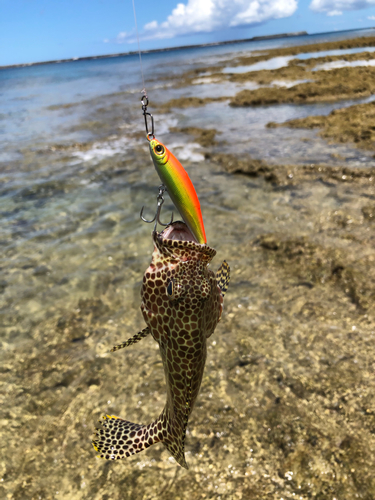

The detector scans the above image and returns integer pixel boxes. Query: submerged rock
[33,265,51,276]
[362,205,375,220]
[169,126,219,147]
[270,100,375,152]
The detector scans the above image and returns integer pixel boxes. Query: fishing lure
[148,137,207,245]
[92,221,230,468]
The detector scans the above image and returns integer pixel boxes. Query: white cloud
[310,0,375,14]
[368,14,375,18]
[116,31,128,42]
[115,0,298,43]
[144,20,158,31]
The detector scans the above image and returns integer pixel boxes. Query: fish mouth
[156,221,216,261]
[160,221,198,243]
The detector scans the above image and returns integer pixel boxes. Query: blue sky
[1,0,375,66]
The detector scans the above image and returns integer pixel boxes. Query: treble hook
[140,185,173,232]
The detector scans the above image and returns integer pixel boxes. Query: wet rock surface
[269,100,375,152]
[229,66,375,107]
[157,96,228,113]
[169,127,219,147]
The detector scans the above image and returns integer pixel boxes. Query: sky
[1,0,375,66]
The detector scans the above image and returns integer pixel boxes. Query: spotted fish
[92,221,230,469]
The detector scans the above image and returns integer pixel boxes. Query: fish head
[159,223,214,300]
[149,138,169,168]
[141,221,218,321]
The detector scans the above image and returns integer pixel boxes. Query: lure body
[92,222,230,469]
[149,138,207,244]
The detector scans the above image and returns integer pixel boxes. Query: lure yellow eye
[155,144,164,155]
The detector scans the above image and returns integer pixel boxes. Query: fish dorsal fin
[216,260,230,297]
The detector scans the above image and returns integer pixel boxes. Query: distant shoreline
[1,26,374,70]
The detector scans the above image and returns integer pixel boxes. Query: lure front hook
[140,185,173,233]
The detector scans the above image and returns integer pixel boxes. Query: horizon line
[1,25,374,70]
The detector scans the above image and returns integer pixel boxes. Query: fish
[92,221,230,469]
[148,137,207,245]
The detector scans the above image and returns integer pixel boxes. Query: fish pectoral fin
[216,260,230,297]
[92,414,160,460]
[110,327,150,352]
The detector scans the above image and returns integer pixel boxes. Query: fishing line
[131,0,155,139]
[131,0,168,228]
[131,0,146,95]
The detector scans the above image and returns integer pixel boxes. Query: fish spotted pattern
[92,221,230,469]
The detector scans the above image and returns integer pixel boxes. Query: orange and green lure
[148,137,207,244]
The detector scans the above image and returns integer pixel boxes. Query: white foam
[165,141,205,162]
[125,82,173,93]
[70,136,131,163]
[192,77,223,85]
[0,151,23,162]
[222,56,294,74]
[68,117,182,165]
[158,116,179,135]
[271,79,312,88]
[313,59,375,71]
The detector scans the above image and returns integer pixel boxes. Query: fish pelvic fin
[160,412,189,469]
[162,438,188,470]
[216,260,230,297]
[110,327,150,352]
[160,382,191,470]
[92,414,161,461]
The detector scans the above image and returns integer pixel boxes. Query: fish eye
[155,144,164,155]
[167,280,174,298]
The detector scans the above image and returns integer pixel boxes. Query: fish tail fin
[216,260,230,297]
[92,410,189,469]
[110,327,150,352]
[92,413,161,460]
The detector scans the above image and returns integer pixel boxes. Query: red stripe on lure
[148,137,207,244]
